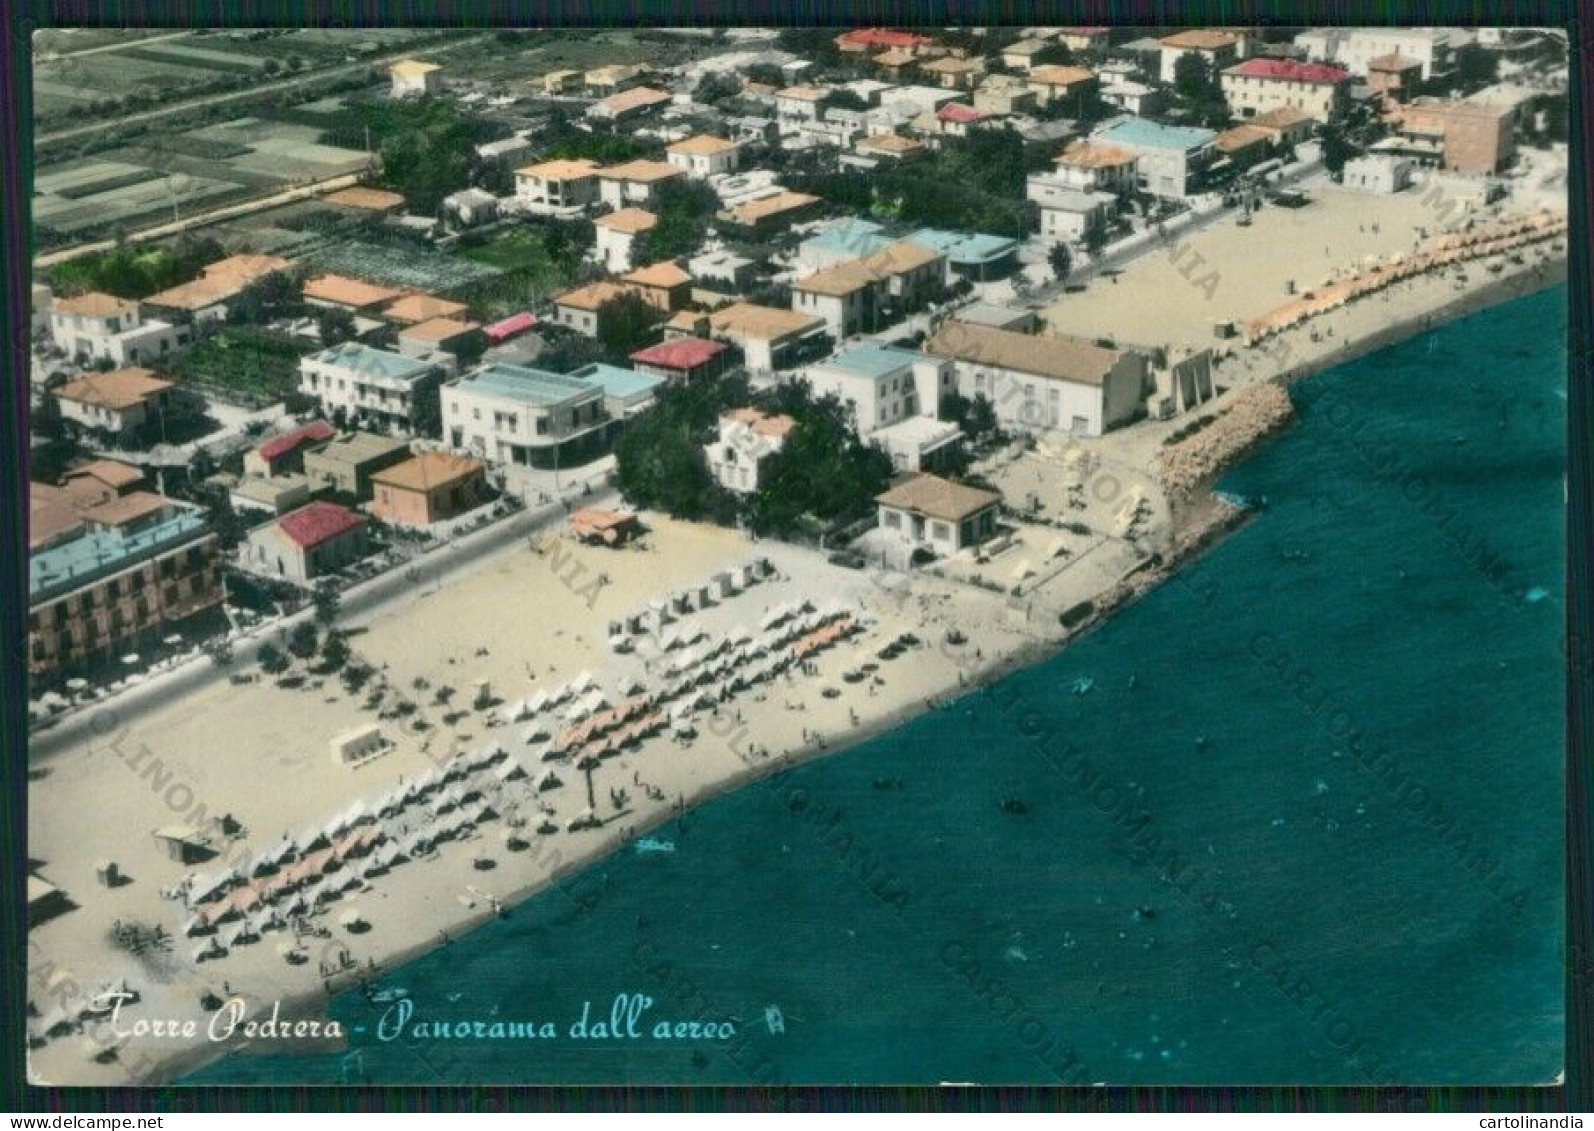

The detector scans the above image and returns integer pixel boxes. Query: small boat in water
[635,837,676,854]
[1000,798,1030,816]
[1071,676,1095,695]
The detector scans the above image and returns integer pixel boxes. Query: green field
[170,328,314,405]
[458,226,582,317]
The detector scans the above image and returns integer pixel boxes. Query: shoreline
[38,254,1568,1089]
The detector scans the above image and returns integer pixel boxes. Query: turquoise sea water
[188,287,1566,1086]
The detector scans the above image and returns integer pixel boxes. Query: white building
[1220,58,1351,123]
[51,367,175,434]
[594,209,658,273]
[298,342,446,435]
[1294,27,1458,80]
[1158,29,1247,83]
[441,362,610,470]
[924,321,1148,438]
[804,344,963,471]
[774,85,828,126]
[48,293,189,367]
[1091,117,1217,199]
[1342,154,1415,194]
[514,159,601,217]
[665,135,741,178]
[1026,175,1116,242]
[389,59,442,98]
[704,408,795,494]
[707,303,829,374]
[597,160,686,209]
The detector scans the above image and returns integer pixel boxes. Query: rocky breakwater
[1157,383,1296,506]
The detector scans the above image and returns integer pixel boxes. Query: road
[34,32,494,147]
[34,170,368,267]
[30,478,620,760]
[35,30,196,60]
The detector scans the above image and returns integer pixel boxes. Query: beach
[26,192,1568,1086]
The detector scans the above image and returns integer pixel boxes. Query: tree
[316,306,356,346]
[942,390,1001,445]
[694,72,742,105]
[1319,122,1354,178]
[637,178,720,262]
[1172,52,1228,126]
[1047,242,1073,281]
[595,291,661,360]
[286,621,319,660]
[311,579,341,627]
[317,632,351,673]
[258,642,290,674]
[1083,221,1109,260]
[1031,43,1074,67]
[1453,44,1499,91]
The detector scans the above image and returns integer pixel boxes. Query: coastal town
[24,25,1569,1085]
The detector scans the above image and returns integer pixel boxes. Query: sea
[187,286,1567,1086]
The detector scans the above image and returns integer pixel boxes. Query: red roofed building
[936,102,986,124]
[835,28,934,54]
[485,312,537,344]
[244,501,368,585]
[1222,57,1351,123]
[629,337,730,382]
[246,421,337,478]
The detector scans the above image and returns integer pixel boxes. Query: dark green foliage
[596,291,663,361]
[748,385,895,538]
[637,178,721,262]
[49,235,224,300]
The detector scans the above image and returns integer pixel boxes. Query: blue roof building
[1092,116,1218,199]
[904,228,1021,280]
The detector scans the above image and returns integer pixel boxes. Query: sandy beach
[26,186,1568,1085]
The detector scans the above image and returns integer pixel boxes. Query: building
[924,321,1148,437]
[798,218,893,273]
[1342,154,1415,194]
[1367,53,1424,100]
[620,261,693,312]
[836,28,934,54]
[774,85,828,124]
[594,208,659,273]
[397,317,483,362]
[543,69,582,94]
[1052,139,1139,194]
[792,241,945,341]
[704,408,796,494]
[1092,117,1217,198]
[370,451,488,527]
[142,254,293,324]
[707,303,829,373]
[588,85,673,123]
[875,472,1001,554]
[302,431,413,500]
[950,302,1040,333]
[1393,99,1516,174]
[1221,58,1350,122]
[1215,124,1275,169]
[28,477,221,675]
[244,420,337,478]
[1296,28,1456,81]
[802,343,963,470]
[243,502,368,586]
[298,342,445,434]
[389,59,442,97]
[323,186,407,216]
[720,190,823,232]
[921,56,981,89]
[597,160,686,209]
[1001,38,1055,71]
[855,132,929,161]
[441,362,610,469]
[515,158,601,217]
[629,337,731,383]
[972,75,1038,116]
[442,187,500,230]
[49,293,189,366]
[1026,176,1116,242]
[1027,65,1098,107]
[1057,27,1111,53]
[570,362,666,421]
[383,293,469,326]
[475,133,535,166]
[666,135,741,178]
[550,281,633,337]
[1100,75,1164,116]
[1159,29,1247,84]
[1247,106,1316,149]
[585,63,652,94]
[302,274,406,314]
[902,228,1021,283]
[688,249,756,291]
[52,368,175,435]
[230,473,314,516]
